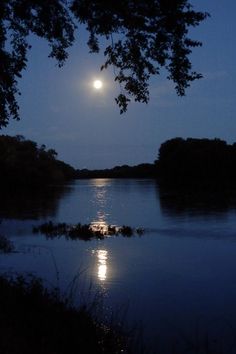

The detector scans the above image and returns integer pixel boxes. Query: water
[1,179,236,353]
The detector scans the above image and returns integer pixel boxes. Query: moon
[93,80,103,90]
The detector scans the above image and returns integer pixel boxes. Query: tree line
[76,163,156,179]
[0,135,76,187]
[156,137,236,186]
[3,135,236,186]
[77,137,236,187]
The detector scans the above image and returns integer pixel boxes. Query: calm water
[1,179,236,352]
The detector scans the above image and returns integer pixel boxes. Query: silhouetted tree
[0,135,76,186]
[0,0,208,126]
[156,138,236,185]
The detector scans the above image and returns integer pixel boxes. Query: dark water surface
[1,179,236,353]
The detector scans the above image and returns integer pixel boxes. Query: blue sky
[3,0,236,169]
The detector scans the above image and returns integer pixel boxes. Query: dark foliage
[33,220,144,240]
[0,234,14,253]
[0,0,208,126]
[0,0,75,127]
[156,138,236,186]
[0,275,129,354]
[0,135,76,186]
[76,163,157,179]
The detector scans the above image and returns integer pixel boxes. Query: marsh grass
[1,237,234,353]
[0,236,146,354]
[0,247,235,354]
[0,273,138,354]
[33,221,144,240]
[0,270,234,354]
[62,271,147,354]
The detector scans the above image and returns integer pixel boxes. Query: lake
[1,179,236,353]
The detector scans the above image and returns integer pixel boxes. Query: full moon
[93,80,103,90]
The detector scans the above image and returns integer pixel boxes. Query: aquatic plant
[0,234,14,253]
[33,221,144,240]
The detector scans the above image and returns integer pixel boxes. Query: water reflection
[89,182,111,281]
[90,178,111,188]
[157,182,236,217]
[0,184,73,220]
[90,221,109,235]
[92,249,108,282]
[91,179,111,229]
[91,179,111,209]
[97,250,108,281]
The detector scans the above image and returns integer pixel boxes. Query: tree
[0,0,208,127]
[156,138,236,185]
[0,135,76,185]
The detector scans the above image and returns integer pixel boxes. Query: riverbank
[0,274,133,354]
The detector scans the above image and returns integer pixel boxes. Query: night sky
[3,0,236,169]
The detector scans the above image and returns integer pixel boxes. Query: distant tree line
[76,163,156,179]
[4,135,236,187]
[156,137,236,186]
[77,137,236,187]
[0,135,76,187]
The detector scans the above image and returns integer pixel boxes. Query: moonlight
[93,80,103,90]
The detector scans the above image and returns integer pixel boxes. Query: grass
[0,274,136,354]
[0,233,147,354]
[0,272,234,354]
[33,221,144,240]
[0,239,234,354]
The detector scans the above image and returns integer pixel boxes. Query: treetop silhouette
[0,0,208,127]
